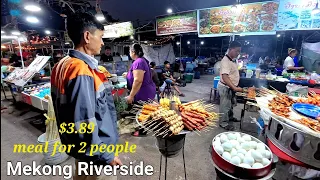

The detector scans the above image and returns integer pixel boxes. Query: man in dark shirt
[150,62,160,86]
[100,46,113,62]
[161,61,185,96]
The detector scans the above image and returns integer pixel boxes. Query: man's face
[229,47,241,59]
[105,49,111,56]
[84,29,104,55]
[165,63,170,69]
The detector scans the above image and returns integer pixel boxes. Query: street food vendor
[283,48,304,73]
[218,41,243,131]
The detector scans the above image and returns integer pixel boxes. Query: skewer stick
[193,130,201,136]
[157,129,169,136]
[153,125,169,136]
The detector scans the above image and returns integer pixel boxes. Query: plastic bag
[286,83,308,97]
[289,165,320,179]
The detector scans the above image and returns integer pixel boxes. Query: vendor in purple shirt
[126,43,156,104]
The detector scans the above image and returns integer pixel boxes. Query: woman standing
[126,44,156,137]
[283,48,304,73]
[126,44,156,104]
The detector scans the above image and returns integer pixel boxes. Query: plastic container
[37,133,69,165]
[194,71,200,79]
[246,70,253,78]
[184,73,194,83]
[213,76,220,89]
[310,71,319,81]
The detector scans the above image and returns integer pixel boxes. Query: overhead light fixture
[26,16,39,23]
[167,8,173,14]
[231,0,242,12]
[65,42,70,45]
[200,41,204,45]
[144,41,148,43]
[24,4,41,12]
[95,13,105,21]
[130,35,134,39]
[1,45,6,49]
[45,30,51,35]
[277,34,281,37]
[187,41,190,44]
[176,42,180,45]
[1,30,4,34]
[312,0,320,14]
[11,31,21,36]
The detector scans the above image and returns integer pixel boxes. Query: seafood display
[293,118,320,133]
[247,87,256,99]
[198,1,279,36]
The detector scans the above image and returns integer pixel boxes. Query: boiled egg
[256,143,266,150]
[237,153,245,162]
[241,142,251,150]
[239,163,251,168]
[261,158,271,166]
[230,156,241,165]
[249,141,257,149]
[222,152,232,162]
[243,156,255,166]
[222,142,233,152]
[220,134,229,143]
[242,134,252,141]
[264,150,271,159]
[229,140,240,148]
[252,163,263,168]
[215,145,224,155]
[230,148,238,157]
[251,150,263,162]
[227,133,237,140]
[237,149,247,155]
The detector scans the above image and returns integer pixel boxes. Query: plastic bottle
[311,71,319,80]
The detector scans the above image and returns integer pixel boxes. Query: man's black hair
[67,12,104,46]
[164,61,170,65]
[105,46,111,50]
[229,41,242,49]
[150,62,156,67]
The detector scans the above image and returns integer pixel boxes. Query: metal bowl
[211,132,274,179]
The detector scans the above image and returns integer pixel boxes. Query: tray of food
[212,132,274,179]
[135,97,219,137]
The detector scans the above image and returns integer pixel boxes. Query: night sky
[98,0,269,22]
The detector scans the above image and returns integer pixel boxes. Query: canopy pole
[194,40,196,57]
[17,38,24,69]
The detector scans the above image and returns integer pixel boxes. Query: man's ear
[83,31,90,44]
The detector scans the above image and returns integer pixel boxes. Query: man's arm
[66,75,120,165]
[287,66,304,70]
[222,74,242,92]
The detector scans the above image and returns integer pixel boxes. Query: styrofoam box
[31,94,44,110]
[42,99,48,111]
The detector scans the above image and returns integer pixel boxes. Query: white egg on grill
[215,145,224,155]
[261,158,271,166]
[243,156,255,166]
[256,143,266,150]
[252,163,263,168]
[220,134,229,143]
[242,135,252,141]
[222,142,233,152]
[222,152,232,162]
[230,156,241,165]
[239,163,251,168]
[230,148,238,157]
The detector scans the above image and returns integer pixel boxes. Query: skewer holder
[266,117,320,169]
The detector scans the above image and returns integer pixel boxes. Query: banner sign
[156,11,197,35]
[103,22,134,38]
[277,0,320,30]
[198,1,279,37]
